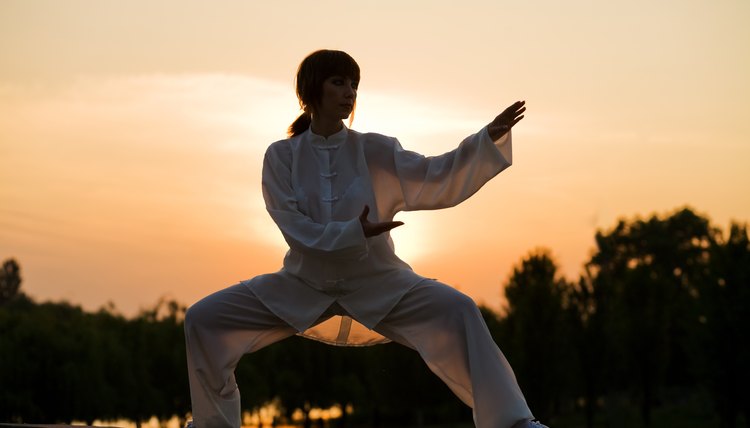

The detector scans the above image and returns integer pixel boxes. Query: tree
[502,249,574,422]
[122,298,190,427]
[0,258,22,304]
[565,266,617,428]
[587,207,716,427]
[700,222,750,428]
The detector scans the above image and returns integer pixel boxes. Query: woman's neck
[310,117,344,138]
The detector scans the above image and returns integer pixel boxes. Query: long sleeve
[262,141,369,260]
[392,126,513,212]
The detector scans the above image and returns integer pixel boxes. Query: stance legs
[185,280,533,428]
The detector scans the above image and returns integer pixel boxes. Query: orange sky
[1,0,749,316]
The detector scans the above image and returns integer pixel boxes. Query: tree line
[0,206,748,427]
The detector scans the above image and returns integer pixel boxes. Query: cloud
[0,73,301,247]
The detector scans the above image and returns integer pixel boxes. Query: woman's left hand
[359,205,403,237]
[487,100,526,141]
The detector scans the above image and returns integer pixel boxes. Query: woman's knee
[183,304,200,335]
[184,296,216,334]
[427,282,480,316]
[185,284,244,333]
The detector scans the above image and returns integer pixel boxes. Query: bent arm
[262,144,369,260]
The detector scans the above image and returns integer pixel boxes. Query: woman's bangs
[323,51,360,82]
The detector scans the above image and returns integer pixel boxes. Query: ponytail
[288,111,312,137]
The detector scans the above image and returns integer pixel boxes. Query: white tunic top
[244,125,512,346]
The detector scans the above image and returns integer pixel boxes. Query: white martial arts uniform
[185,125,533,428]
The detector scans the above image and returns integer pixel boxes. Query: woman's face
[315,75,358,121]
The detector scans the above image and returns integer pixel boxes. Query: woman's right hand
[359,205,404,237]
[487,100,526,141]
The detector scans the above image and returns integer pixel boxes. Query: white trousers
[184,280,533,428]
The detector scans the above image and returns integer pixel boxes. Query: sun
[388,210,436,263]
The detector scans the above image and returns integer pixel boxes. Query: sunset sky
[1,0,748,317]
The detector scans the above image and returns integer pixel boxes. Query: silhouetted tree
[700,222,750,428]
[0,258,21,304]
[565,269,613,428]
[587,207,716,427]
[124,298,189,427]
[502,249,574,423]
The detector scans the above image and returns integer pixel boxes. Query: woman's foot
[512,419,549,428]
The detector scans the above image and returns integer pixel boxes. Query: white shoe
[513,419,549,428]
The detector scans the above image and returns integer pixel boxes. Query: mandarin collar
[307,125,348,147]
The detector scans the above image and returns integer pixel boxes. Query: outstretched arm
[487,100,526,141]
[376,100,525,213]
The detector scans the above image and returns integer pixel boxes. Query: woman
[185,49,548,428]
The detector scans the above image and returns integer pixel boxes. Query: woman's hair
[288,49,361,137]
